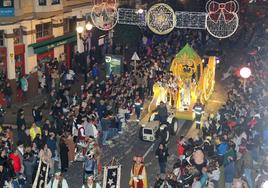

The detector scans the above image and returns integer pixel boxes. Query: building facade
[0,0,93,80]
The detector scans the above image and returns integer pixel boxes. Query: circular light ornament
[205,0,239,39]
[240,67,251,79]
[146,3,176,35]
[86,22,93,31]
[91,2,118,31]
[76,25,84,34]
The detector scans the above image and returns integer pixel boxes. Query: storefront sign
[105,55,122,77]
[0,8,14,16]
[9,53,14,61]
[29,33,77,54]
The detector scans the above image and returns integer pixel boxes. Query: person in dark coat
[0,104,5,126]
[46,132,57,160]
[16,108,26,129]
[0,148,15,184]
[23,147,37,186]
[59,136,69,172]
[155,143,169,174]
[21,129,32,147]
[32,105,43,125]
[3,82,12,108]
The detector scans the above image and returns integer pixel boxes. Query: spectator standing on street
[133,95,143,122]
[23,146,37,187]
[39,143,54,175]
[29,123,41,141]
[83,152,97,183]
[59,136,69,172]
[32,105,43,125]
[101,113,110,146]
[3,82,12,108]
[0,104,5,126]
[155,143,169,174]
[241,145,253,188]
[20,75,29,100]
[65,133,75,163]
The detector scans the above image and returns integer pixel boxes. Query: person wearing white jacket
[118,105,130,130]
[46,171,69,188]
[208,166,220,188]
[82,175,101,188]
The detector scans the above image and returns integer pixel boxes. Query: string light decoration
[175,11,206,29]
[146,3,177,35]
[205,0,239,39]
[118,8,146,26]
[88,1,239,39]
[91,0,118,31]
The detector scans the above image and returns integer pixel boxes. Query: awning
[29,32,77,54]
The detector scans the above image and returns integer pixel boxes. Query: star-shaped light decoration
[91,2,118,31]
[108,178,114,186]
[112,171,116,177]
[147,3,176,35]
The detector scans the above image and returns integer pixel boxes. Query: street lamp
[240,66,252,92]
[137,8,144,14]
[76,22,93,52]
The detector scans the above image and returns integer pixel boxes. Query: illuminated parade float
[148,44,216,120]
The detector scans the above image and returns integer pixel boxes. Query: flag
[32,160,49,188]
[102,165,121,188]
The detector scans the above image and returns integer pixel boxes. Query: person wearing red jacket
[9,149,22,174]
[177,136,186,160]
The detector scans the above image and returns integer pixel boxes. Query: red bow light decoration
[206,1,239,23]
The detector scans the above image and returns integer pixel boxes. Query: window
[63,18,76,33]
[13,28,23,44]
[51,0,60,5]
[0,30,4,46]
[2,0,13,7]
[36,22,52,39]
[38,0,46,6]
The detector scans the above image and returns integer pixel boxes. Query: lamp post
[76,22,93,52]
[239,67,252,92]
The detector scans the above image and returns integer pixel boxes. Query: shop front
[14,44,25,76]
[64,42,75,68]
[29,32,77,68]
[0,47,7,79]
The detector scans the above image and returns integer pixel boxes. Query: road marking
[176,120,185,136]
[143,143,155,159]
[125,146,133,155]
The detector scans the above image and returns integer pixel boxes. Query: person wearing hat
[46,170,69,188]
[82,175,101,188]
[129,155,148,188]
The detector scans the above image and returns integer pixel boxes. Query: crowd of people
[152,15,268,188]
[0,25,210,187]
[0,5,266,187]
